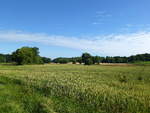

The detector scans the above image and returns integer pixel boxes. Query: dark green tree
[0,54,6,63]
[52,57,69,64]
[12,47,43,65]
[76,57,82,64]
[42,57,51,63]
[82,53,93,65]
[92,56,102,64]
[72,59,77,64]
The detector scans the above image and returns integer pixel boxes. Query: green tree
[42,57,51,63]
[52,57,69,64]
[72,59,76,64]
[12,47,43,65]
[0,54,6,63]
[92,56,102,64]
[76,57,82,64]
[82,53,93,65]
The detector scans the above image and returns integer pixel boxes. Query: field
[0,64,150,113]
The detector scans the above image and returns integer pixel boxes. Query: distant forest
[0,47,150,65]
[52,53,150,65]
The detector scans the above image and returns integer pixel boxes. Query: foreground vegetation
[0,64,150,113]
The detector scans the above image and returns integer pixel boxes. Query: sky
[0,0,150,58]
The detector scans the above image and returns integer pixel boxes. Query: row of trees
[53,53,150,65]
[52,57,82,64]
[0,54,13,63]
[0,46,150,65]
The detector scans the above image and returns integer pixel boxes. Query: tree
[52,57,69,64]
[0,54,6,63]
[82,53,93,65]
[42,57,51,63]
[76,57,82,64]
[85,58,93,65]
[0,54,13,63]
[12,47,43,65]
[5,54,13,63]
[92,56,102,64]
[72,59,76,64]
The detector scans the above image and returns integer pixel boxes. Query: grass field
[0,64,150,113]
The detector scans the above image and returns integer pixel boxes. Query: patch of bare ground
[99,63,133,66]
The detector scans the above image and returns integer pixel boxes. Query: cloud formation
[0,30,150,56]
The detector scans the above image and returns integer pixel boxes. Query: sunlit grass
[0,64,150,113]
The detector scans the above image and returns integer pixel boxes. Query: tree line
[52,53,150,65]
[0,54,12,63]
[0,46,150,65]
[0,47,51,65]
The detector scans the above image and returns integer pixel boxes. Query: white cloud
[120,24,150,33]
[0,30,150,56]
[92,11,112,25]
[96,11,112,18]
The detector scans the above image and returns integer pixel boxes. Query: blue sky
[0,0,150,58]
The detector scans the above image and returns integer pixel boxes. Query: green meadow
[0,64,150,113]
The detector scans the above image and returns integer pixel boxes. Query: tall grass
[0,64,150,113]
